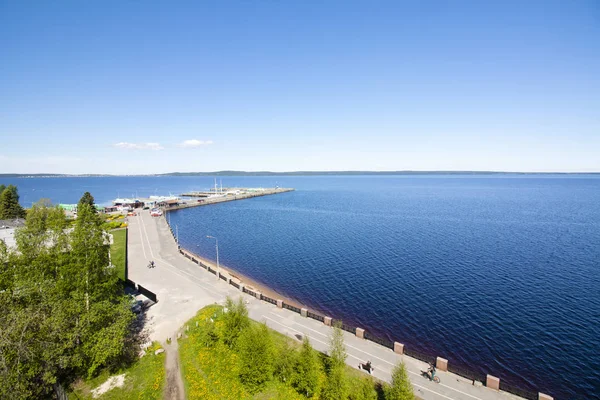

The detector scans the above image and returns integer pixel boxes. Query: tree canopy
[237,323,275,393]
[0,184,26,219]
[78,191,95,212]
[321,321,349,400]
[385,362,415,400]
[0,195,134,399]
[292,337,321,398]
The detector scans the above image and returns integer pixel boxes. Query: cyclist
[427,362,436,381]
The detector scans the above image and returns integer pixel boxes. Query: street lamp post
[206,235,219,280]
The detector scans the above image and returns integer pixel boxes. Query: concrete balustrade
[255,291,262,300]
[324,316,332,326]
[277,299,283,308]
[436,357,448,372]
[486,375,500,390]
[538,393,553,400]
[301,308,308,317]
[355,327,365,339]
[239,284,245,292]
[394,342,404,355]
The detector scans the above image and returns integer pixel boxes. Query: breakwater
[165,187,294,211]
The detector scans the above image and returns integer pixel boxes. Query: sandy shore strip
[179,247,320,314]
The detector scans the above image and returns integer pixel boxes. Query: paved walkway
[127,210,524,400]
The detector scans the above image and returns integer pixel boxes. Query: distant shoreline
[1,170,599,178]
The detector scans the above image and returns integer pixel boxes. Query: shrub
[220,297,250,348]
[291,337,321,397]
[385,362,414,400]
[274,340,297,384]
[237,323,274,393]
[349,377,378,400]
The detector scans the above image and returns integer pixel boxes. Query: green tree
[291,337,321,397]
[328,321,347,368]
[78,191,96,212]
[385,362,414,400]
[274,340,297,384]
[0,184,26,219]
[0,200,134,398]
[221,296,250,348]
[199,317,219,347]
[237,323,275,393]
[322,365,348,400]
[321,321,349,400]
[0,184,5,196]
[349,378,378,400]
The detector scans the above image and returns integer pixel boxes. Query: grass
[110,228,127,280]
[68,342,165,400]
[178,305,385,400]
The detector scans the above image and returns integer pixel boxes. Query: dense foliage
[386,362,415,400]
[78,192,96,212]
[179,300,415,400]
[68,342,165,400]
[0,198,135,399]
[0,184,26,219]
[321,321,349,400]
[292,337,321,397]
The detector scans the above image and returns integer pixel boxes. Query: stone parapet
[436,357,448,372]
[301,308,308,317]
[393,342,404,355]
[355,328,365,339]
[276,299,283,308]
[486,375,500,390]
[324,317,332,326]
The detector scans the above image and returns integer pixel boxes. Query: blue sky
[1,1,598,174]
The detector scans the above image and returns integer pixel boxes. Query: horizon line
[1,170,600,177]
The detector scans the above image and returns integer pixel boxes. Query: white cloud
[113,142,164,150]
[178,139,214,148]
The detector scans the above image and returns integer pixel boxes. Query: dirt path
[163,338,185,400]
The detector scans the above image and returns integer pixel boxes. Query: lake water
[4,175,599,399]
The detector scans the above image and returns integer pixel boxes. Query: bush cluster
[179,298,415,400]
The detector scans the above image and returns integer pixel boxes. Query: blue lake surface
[3,175,600,399]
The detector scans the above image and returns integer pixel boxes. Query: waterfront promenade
[127,210,526,400]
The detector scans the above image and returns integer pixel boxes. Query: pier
[168,187,294,211]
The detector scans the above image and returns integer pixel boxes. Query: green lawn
[110,228,127,280]
[178,304,385,400]
[68,342,165,400]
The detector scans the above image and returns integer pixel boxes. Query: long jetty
[165,187,294,211]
